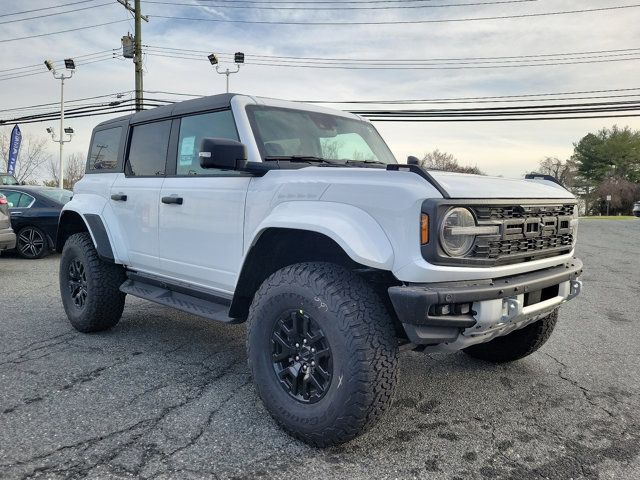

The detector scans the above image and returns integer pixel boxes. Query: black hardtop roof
[95,93,237,128]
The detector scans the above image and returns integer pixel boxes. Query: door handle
[161,196,183,205]
[10,211,22,216]
[111,194,127,202]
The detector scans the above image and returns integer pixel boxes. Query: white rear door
[109,119,172,273]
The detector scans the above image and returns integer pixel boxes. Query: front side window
[127,120,171,177]
[176,110,239,175]
[246,106,397,165]
[87,127,122,172]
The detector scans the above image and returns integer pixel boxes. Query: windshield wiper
[264,155,343,166]
[344,159,386,167]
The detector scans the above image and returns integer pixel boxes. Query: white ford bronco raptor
[57,93,583,447]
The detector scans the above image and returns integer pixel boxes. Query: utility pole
[118,0,148,111]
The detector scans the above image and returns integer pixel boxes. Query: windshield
[38,188,73,204]
[1,174,18,185]
[246,105,397,165]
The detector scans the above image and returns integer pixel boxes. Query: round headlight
[440,207,476,257]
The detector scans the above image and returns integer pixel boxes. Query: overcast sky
[1,0,640,179]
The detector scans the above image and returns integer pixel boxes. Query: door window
[127,120,172,176]
[176,110,239,175]
[0,190,33,208]
[87,127,123,172]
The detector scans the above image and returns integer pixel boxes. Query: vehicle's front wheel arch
[229,228,399,321]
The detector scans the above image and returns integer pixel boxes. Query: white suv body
[57,93,582,446]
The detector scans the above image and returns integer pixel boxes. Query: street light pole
[44,59,75,189]
[216,64,240,93]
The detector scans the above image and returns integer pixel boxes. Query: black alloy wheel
[67,257,88,309]
[16,226,47,259]
[271,309,333,404]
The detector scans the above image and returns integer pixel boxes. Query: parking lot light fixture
[45,57,76,189]
[209,51,243,93]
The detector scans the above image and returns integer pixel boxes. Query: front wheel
[463,309,559,363]
[247,262,398,447]
[59,232,126,333]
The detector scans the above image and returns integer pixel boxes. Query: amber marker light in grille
[421,213,429,245]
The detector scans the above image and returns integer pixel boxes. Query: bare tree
[0,128,51,183]
[594,176,640,215]
[44,152,86,190]
[535,157,577,188]
[419,149,485,175]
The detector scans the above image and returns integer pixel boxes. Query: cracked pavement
[1,219,639,479]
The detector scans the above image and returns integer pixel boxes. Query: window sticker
[180,136,196,166]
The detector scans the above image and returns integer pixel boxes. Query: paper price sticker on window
[180,136,196,166]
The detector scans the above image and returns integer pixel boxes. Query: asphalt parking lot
[1,220,639,480]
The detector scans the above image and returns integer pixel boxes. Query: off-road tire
[463,309,559,363]
[60,232,126,333]
[246,262,398,447]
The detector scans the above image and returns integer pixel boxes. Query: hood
[426,171,574,199]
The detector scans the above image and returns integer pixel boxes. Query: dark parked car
[633,202,640,218]
[0,186,72,259]
[0,193,16,253]
[1,173,19,185]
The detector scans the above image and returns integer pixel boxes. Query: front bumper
[0,229,16,250]
[389,258,583,348]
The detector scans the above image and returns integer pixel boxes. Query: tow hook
[500,297,522,324]
[568,280,582,300]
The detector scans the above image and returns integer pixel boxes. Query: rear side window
[127,120,171,177]
[87,127,122,172]
[0,191,33,208]
[176,110,238,175]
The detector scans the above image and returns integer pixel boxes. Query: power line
[150,4,640,25]
[0,0,104,18]
[0,91,134,115]
[0,49,119,75]
[0,2,114,25]
[0,20,129,44]
[142,0,538,11]
[144,51,640,70]
[4,96,640,125]
[0,55,123,82]
[144,46,640,65]
[138,87,640,104]
[145,45,640,63]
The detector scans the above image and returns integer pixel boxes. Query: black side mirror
[407,156,420,165]
[199,138,247,170]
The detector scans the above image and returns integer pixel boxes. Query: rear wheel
[16,226,48,259]
[60,232,126,333]
[247,262,398,447]
[463,309,558,363]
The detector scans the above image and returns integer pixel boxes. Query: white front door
[159,176,250,292]
[157,109,249,293]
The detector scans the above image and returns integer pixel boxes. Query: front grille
[472,204,575,221]
[469,203,575,263]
